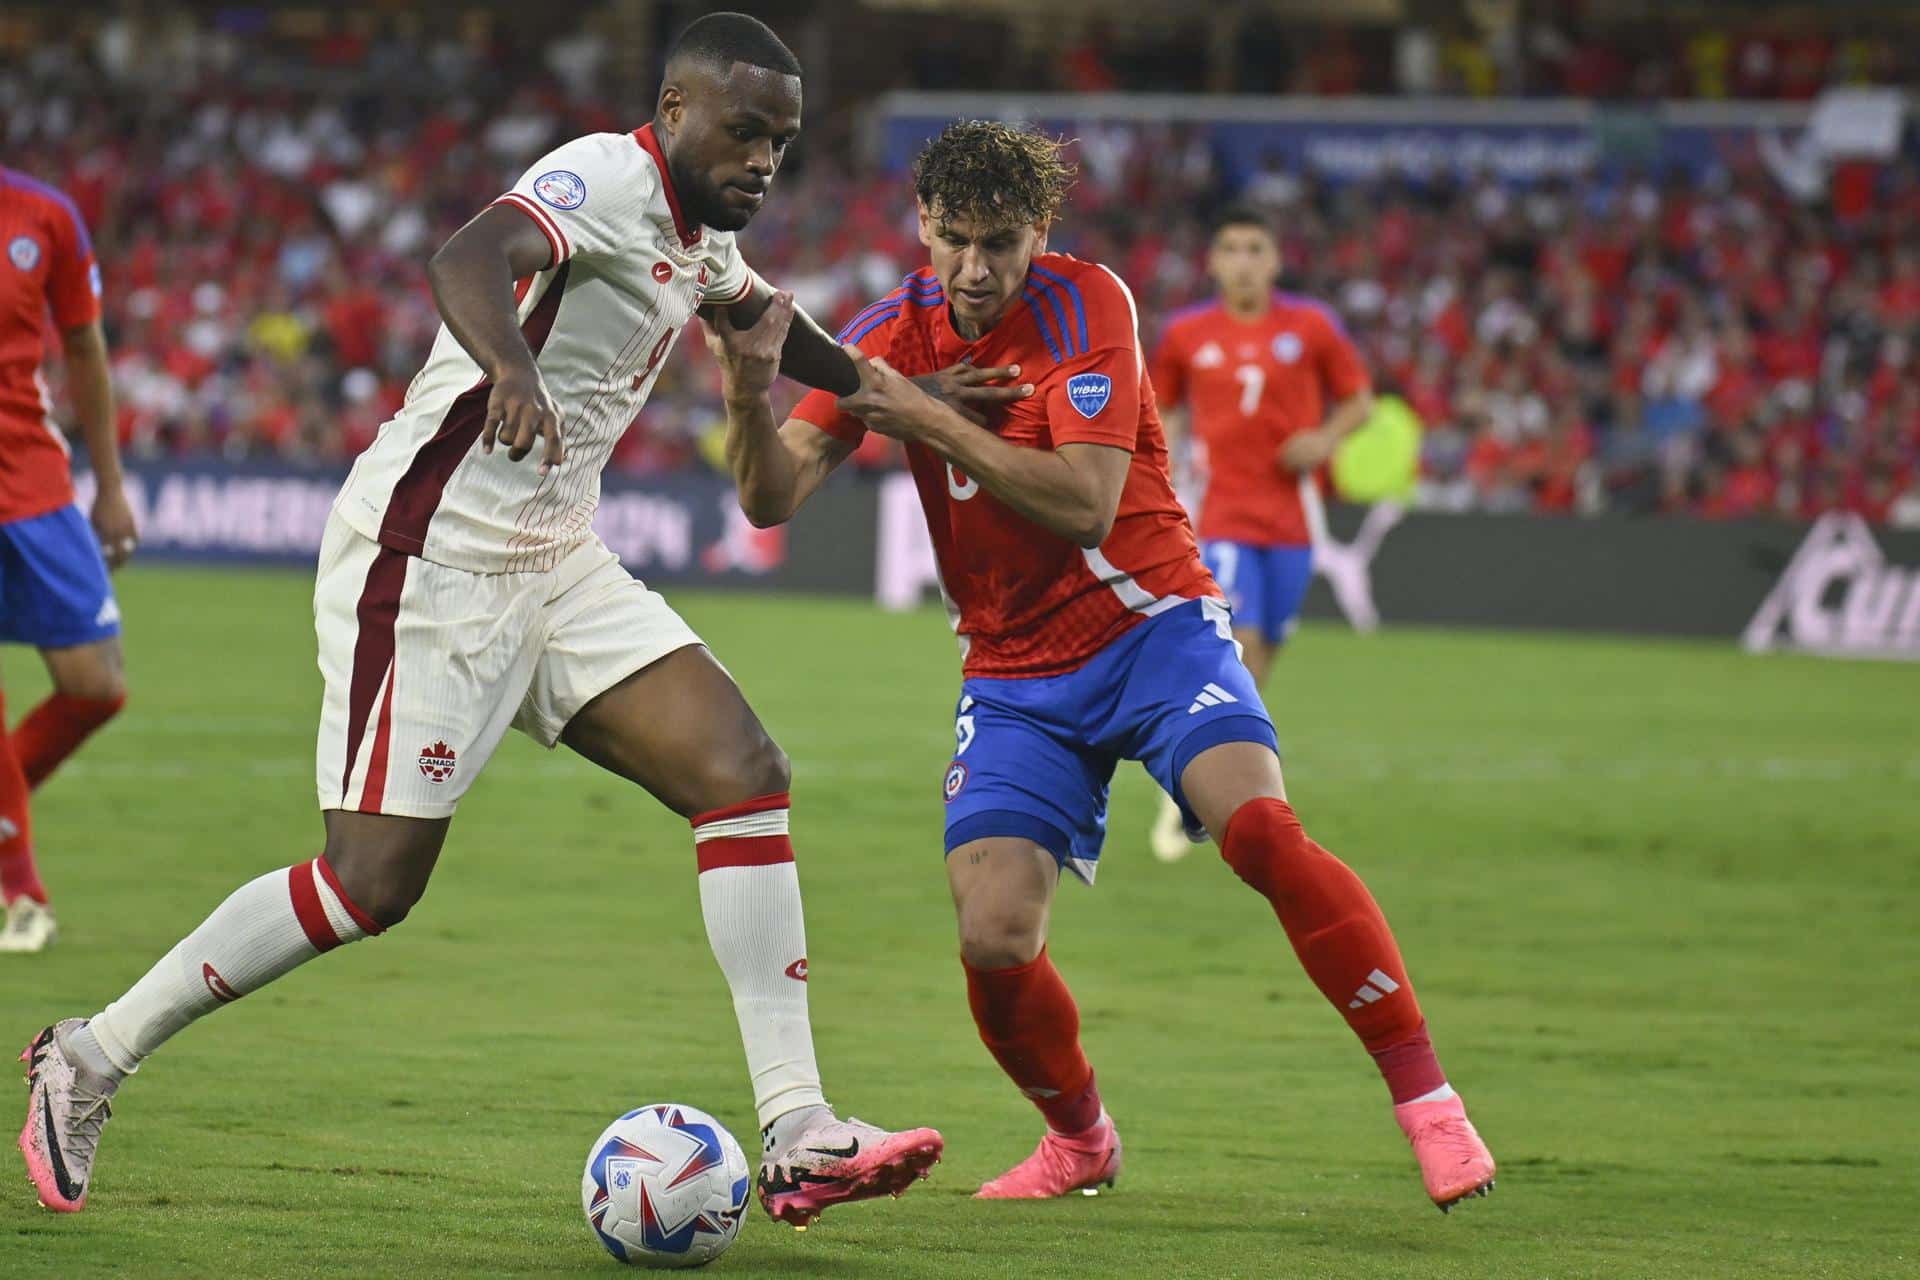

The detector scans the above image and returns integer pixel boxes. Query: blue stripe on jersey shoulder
[842,307,902,344]
[902,272,943,294]
[1023,275,1078,359]
[837,280,945,342]
[1026,263,1090,355]
[0,167,92,255]
[1020,288,1065,363]
[839,291,906,341]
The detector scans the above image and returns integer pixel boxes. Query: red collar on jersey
[632,124,701,249]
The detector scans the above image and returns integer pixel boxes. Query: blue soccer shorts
[1199,540,1314,646]
[0,504,120,649]
[941,598,1278,883]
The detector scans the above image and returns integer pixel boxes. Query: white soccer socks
[691,793,828,1129]
[85,858,381,1078]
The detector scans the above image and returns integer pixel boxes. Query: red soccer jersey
[0,168,101,522]
[794,254,1215,679]
[1152,294,1369,547]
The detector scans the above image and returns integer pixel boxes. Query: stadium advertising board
[71,462,877,595]
[874,94,1823,186]
[875,476,1920,659]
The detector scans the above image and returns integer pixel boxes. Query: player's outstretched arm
[61,319,136,568]
[838,348,1128,549]
[704,293,852,527]
[427,205,567,473]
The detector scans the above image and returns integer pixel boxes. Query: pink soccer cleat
[757,1115,944,1228]
[1395,1092,1495,1212]
[19,1020,117,1213]
[974,1113,1122,1199]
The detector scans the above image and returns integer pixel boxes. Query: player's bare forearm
[718,281,859,397]
[1323,389,1374,442]
[427,205,555,382]
[915,407,1129,548]
[60,321,121,488]
[1282,389,1375,474]
[720,387,821,526]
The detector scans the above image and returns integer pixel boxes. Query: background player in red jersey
[0,167,136,953]
[1146,206,1373,860]
[707,121,1495,1213]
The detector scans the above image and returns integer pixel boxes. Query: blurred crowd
[3,6,1918,525]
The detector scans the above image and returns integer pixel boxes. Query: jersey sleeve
[1312,308,1371,401]
[1041,264,1143,450]
[702,233,758,308]
[788,301,905,444]
[1148,322,1188,410]
[492,133,655,268]
[44,198,101,331]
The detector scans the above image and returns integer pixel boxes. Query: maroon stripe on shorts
[338,546,408,808]
[378,261,571,553]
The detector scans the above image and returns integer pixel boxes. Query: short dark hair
[1211,204,1274,239]
[913,120,1076,229]
[665,12,801,78]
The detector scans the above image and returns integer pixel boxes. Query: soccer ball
[582,1104,752,1268]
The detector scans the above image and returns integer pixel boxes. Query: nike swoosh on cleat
[40,1094,82,1202]
[804,1141,860,1160]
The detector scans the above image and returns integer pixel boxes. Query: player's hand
[483,364,564,475]
[910,362,1034,427]
[91,482,138,571]
[701,291,795,396]
[1280,428,1339,474]
[838,346,939,441]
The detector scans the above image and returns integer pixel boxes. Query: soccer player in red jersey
[710,122,1495,1212]
[1146,206,1373,860]
[0,167,136,954]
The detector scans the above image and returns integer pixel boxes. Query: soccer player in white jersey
[18,13,1018,1230]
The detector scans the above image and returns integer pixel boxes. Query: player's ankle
[761,1102,833,1154]
[67,1021,129,1088]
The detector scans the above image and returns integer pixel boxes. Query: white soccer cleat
[1150,794,1191,862]
[0,898,58,953]
[19,1019,117,1212]
[756,1114,943,1228]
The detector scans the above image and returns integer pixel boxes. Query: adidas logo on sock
[1186,682,1239,715]
[1348,968,1400,1009]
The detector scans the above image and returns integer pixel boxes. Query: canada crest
[418,740,458,783]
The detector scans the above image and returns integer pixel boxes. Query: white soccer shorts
[313,514,702,819]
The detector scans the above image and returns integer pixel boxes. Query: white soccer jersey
[333,125,757,573]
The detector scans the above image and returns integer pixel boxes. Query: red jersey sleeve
[44,198,101,331]
[1042,264,1143,451]
[1311,308,1370,402]
[788,297,907,444]
[1148,322,1189,410]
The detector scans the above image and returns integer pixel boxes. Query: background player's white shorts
[313,514,702,819]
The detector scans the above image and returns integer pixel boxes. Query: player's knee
[320,839,432,929]
[51,652,127,703]
[693,729,790,813]
[957,904,1046,970]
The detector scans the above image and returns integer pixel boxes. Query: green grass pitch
[2,564,1915,1278]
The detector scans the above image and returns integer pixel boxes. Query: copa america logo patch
[418,740,458,783]
[1065,372,1112,419]
[943,761,968,802]
[8,236,41,271]
[531,169,587,210]
[1273,332,1304,364]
